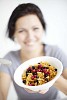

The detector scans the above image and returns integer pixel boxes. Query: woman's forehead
[15,14,42,29]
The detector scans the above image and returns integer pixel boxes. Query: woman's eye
[18,30,24,33]
[33,28,39,31]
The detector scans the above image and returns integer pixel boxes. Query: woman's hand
[24,88,49,94]
[53,75,67,95]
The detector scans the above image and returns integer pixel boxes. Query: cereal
[22,62,57,86]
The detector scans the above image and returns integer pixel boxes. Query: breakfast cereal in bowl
[14,56,63,91]
[22,62,57,86]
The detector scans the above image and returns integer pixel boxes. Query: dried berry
[23,80,26,84]
[32,66,35,69]
[55,68,57,71]
[33,72,37,75]
[22,61,57,86]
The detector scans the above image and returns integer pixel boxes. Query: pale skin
[0,14,67,100]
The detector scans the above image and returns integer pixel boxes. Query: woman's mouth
[25,42,35,46]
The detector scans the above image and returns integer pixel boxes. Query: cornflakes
[22,62,57,86]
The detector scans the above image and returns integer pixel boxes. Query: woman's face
[14,14,44,51]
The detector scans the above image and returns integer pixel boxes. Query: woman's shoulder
[44,44,61,56]
[45,44,59,49]
[4,50,20,60]
[0,50,20,77]
[44,44,59,52]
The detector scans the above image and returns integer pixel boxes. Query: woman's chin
[25,44,37,51]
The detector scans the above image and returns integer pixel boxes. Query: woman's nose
[27,31,34,40]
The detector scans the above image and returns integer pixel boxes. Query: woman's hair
[7,3,46,40]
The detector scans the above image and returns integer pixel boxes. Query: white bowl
[14,56,63,91]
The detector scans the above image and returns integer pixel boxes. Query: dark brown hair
[7,3,46,40]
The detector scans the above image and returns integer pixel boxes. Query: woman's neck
[20,44,45,62]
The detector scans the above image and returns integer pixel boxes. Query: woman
[0,3,67,100]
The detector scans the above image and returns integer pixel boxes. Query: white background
[0,0,67,57]
[0,0,67,99]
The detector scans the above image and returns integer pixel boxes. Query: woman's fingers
[24,88,39,93]
[38,89,49,94]
[24,88,49,94]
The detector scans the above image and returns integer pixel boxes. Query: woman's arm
[53,68,67,95]
[0,88,3,100]
[0,72,11,100]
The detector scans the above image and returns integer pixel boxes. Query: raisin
[33,72,37,75]
[45,78,49,82]
[46,67,49,69]
[43,66,47,69]
[35,80,38,85]
[23,80,26,84]
[55,68,57,71]
[44,74,48,77]
[38,63,40,64]
[32,66,35,69]
[26,72,28,76]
